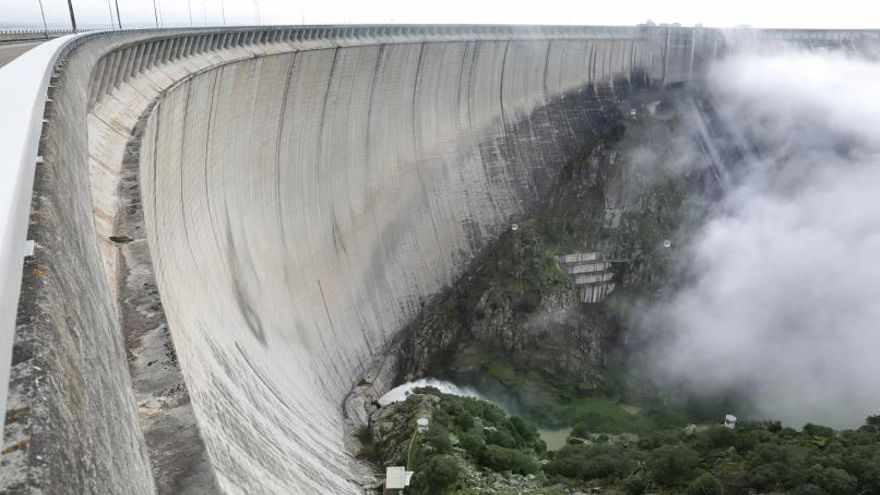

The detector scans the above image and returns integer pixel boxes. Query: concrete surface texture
[2,25,878,494]
[0,42,44,68]
[140,35,661,494]
[0,33,77,480]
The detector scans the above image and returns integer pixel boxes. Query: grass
[486,361,520,387]
[544,396,655,433]
[479,351,658,433]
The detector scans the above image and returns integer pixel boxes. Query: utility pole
[66,0,77,32]
[36,0,49,37]
[114,0,122,29]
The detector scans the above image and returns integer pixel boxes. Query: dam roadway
[0,41,44,68]
[0,25,877,494]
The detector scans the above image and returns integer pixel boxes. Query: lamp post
[114,0,121,28]
[106,0,114,28]
[36,0,49,37]
[66,0,77,32]
[152,0,160,27]
[220,0,226,25]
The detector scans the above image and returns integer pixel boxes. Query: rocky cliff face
[396,90,717,416]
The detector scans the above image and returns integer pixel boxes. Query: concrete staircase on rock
[557,252,616,303]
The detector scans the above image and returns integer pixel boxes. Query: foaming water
[378,379,485,407]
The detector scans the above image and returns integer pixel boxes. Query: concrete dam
[0,25,877,494]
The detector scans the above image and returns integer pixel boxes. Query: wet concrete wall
[139,37,657,494]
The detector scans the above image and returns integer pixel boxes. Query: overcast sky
[1,0,877,30]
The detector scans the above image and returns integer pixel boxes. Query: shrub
[477,445,539,475]
[792,484,824,495]
[543,445,623,480]
[509,416,538,445]
[699,426,736,452]
[411,455,460,495]
[459,428,485,455]
[686,473,724,495]
[485,428,517,449]
[745,443,808,490]
[810,466,856,495]
[455,411,475,431]
[647,444,700,487]
[424,425,453,455]
[803,423,835,439]
[622,472,650,495]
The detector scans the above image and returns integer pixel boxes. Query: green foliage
[544,444,629,480]
[745,442,808,490]
[411,455,460,495]
[792,484,824,495]
[393,389,544,480]
[542,395,653,432]
[686,473,724,495]
[458,427,484,455]
[622,472,650,495]
[476,445,540,475]
[423,424,453,455]
[379,385,880,495]
[803,423,835,439]
[646,444,700,487]
[542,416,879,494]
[810,466,856,494]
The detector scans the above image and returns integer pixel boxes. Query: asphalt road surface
[0,41,44,68]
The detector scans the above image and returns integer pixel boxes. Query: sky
[1,0,877,30]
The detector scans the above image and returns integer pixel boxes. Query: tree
[623,472,650,495]
[810,466,856,495]
[412,455,460,495]
[686,473,724,495]
[477,445,539,475]
[647,444,700,487]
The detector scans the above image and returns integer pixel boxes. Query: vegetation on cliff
[381,95,880,494]
[369,388,880,495]
[398,98,715,436]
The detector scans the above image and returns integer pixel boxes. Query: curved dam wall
[4,24,877,494]
[139,36,658,494]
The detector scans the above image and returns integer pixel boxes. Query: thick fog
[642,50,880,428]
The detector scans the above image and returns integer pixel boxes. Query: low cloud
[640,50,880,428]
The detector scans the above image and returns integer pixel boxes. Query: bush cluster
[380,387,880,495]
[401,388,544,494]
[544,417,880,495]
